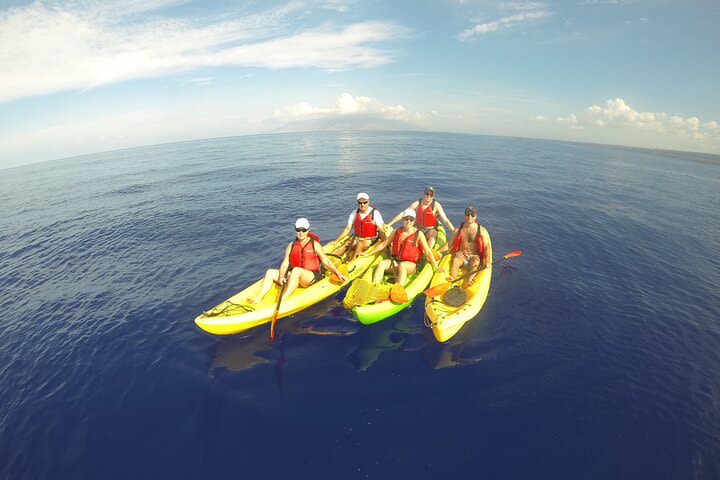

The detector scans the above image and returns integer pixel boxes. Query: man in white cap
[249,218,348,303]
[361,208,441,286]
[386,186,454,248]
[331,192,387,261]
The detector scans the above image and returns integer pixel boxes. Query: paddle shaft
[269,272,290,341]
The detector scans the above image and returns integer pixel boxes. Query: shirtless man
[438,206,492,287]
[386,186,454,248]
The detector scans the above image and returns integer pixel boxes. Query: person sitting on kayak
[437,206,491,287]
[248,218,348,303]
[361,209,442,286]
[386,186,455,249]
[330,192,388,261]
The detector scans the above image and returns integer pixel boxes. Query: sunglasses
[465,212,477,217]
[357,200,368,204]
[295,228,308,232]
[403,217,415,221]
[424,191,434,196]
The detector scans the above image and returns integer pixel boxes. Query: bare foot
[463,278,475,288]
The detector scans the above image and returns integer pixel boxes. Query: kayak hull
[195,235,379,335]
[424,231,492,342]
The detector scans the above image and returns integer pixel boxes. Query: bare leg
[372,258,394,284]
[396,261,417,286]
[348,239,371,262]
[463,256,481,287]
[425,229,438,249]
[449,253,465,279]
[331,237,352,257]
[249,268,280,303]
[282,267,316,301]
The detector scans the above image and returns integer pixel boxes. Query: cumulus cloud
[458,2,549,40]
[272,93,424,133]
[551,98,720,139]
[275,93,421,123]
[0,1,407,103]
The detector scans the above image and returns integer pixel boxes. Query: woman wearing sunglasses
[248,218,348,304]
[386,186,454,248]
[330,192,388,261]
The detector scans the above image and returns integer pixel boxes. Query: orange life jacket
[415,199,436,228]
[353,207,378,238]
[392,229,422,263]
[289,233,321,271]
[451,222,485,257]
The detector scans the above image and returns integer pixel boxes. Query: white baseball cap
[295,218,310,229]
[402,208,416,219]
[356,192,369,201]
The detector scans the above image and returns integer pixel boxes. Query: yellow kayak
[424,231,493,342]
[195,234,382,335]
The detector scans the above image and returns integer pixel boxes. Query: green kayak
[349,225,446,325]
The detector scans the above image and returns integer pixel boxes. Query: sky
[1,0,719,170]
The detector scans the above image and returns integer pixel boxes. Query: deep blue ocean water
[1,131,719,479]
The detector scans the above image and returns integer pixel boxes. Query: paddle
[390,282,409,303]
[343,278,390,308]
[424,250,522,298]
[269,273,290,341]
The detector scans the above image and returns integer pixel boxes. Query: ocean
[1,131,719,479]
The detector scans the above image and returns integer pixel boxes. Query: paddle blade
[503,250,522,259]
[269,310,279,341]
[330,264,349,284]
[424,281,451,298]
[433,250,441,261]
[343,279,373,308]
[390,282,409,303]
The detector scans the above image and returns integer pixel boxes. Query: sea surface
[1,131,719,479]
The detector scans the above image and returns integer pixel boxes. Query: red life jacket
[289,233,321,271]
[353,207,378,238]
[415,199,436,228]
[392,229,422,263]
[451,222,485,257]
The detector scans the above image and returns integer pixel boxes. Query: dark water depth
[1,131,719,479]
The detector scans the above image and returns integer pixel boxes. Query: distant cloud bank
[275,93,421,123]
[553,98,720,140]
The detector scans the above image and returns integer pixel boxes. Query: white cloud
[274,93,421,123]
[554,98,720,139]
[0,1,407,103]
[556,114,583,129]
[319,0,358,12]
[458,2,548,40]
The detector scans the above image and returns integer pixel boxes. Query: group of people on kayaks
[247,186,492,304]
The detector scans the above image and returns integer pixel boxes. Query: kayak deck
[424,231,492,342]
[350,225,446,325]
[195,235,379,335]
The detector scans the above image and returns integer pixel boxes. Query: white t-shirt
[346,208,384,227]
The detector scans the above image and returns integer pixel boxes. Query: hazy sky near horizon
[1,0,719,169]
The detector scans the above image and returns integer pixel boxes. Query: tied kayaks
[349,225,446,325]
[195,233,384,335]
[424,230,493,342]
